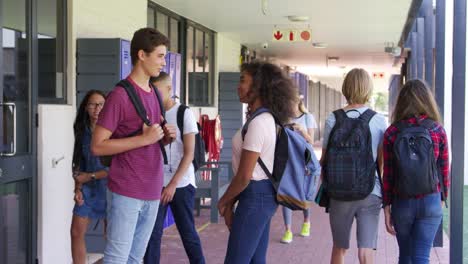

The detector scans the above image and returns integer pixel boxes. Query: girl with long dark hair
[383,80,449,263]
[70,90,108,264]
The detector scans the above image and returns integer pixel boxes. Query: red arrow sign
[273,31,283,40]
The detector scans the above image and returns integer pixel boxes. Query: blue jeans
[104,191,160,264]
[391,192,443,264]
[224,180,278,264]
[144,184,205,264]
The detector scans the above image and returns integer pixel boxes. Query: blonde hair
[341,68,373,104]
[298,97,308,114]
[392,79,441,123]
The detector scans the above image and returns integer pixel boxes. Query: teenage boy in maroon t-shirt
[91,28,176,263]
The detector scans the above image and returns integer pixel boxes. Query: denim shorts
[329,194,382,249]
[73,178,107,219]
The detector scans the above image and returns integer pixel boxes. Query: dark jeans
[391,192,443,264]
[144,184,205,264]
[224,180,278,264]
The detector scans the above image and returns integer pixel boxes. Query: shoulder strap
[118,79,168,164]
[258,158,273,182]
[119,79,151,126]
[420,118,435,130]
[332,109,347,123]
[394,121,407,132]
[241,107,273,140]
[240,107,276,179]
[359,109,377,123]
[149,82,165,118]
[177,104,188,141]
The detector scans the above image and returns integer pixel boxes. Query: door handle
[1,102,17,157]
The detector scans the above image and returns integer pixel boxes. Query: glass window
[0,180,30,264]
[170,18,179,52]
[195,29,204,72]
[2,0,30,155]
[148,6,179,52]
[205,32,213,103]
[147,8,154,27]
[156,12,168,36]
[186,26,194,73]
[188,26,214,106]
[147,4,214,107]
[204,32,211,73]
[37,0,66,103]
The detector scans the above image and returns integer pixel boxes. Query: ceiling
[152,0,413,90]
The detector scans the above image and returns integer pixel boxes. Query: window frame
[147,2,182,53]
[186,20,215,107]
[37,0,67,104]
[147,2,216,107]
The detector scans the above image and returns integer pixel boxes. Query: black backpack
[324,109,377,201]
[393,119,443,198]
[100,79,168,167]
[176,104,206,171]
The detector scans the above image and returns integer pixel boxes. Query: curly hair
[240,61,297,124]
[72,90,106,171]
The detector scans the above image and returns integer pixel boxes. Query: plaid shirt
[382,115,450,206]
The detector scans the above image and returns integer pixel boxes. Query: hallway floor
[158,201,449,264]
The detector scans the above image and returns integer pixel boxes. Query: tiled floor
[90,145,449,263]
[158,202,449,264]
[157,145,449,264]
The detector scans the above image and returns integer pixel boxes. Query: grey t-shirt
[322,107,387,197]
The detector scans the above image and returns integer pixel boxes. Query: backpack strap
[119,79,151,126]
[418,118,447,202]
[177,104,188,141]
[241,107,276,179]
[241,107,275,140]
[149,82,166,118]
[420,118,435,130]
[118,79,168,164]
[393,121,409,132]
[359,109,377,123]
[257,158,273,181]
[332,109,347,123]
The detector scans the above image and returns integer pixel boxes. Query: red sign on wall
[373,72,385,79]
[272,29,311,42]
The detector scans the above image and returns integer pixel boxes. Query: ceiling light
[312,42,328,48]
[287,15,309,22]
[327,56,339,62]
[262,0,268,15]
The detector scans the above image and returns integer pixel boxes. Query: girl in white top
[281,99,318,243]
[218,62,298,264]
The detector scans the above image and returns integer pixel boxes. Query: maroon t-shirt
[97,77,163,200]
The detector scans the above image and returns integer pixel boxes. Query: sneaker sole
[280,239,292,244]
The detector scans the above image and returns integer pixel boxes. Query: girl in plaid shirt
[383,79,449,264]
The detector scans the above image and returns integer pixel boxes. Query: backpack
[393,119,443,198]
[176,104,206,171]
[242,108,321,210]
[324,109,377,201]
[99,79,168,167]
